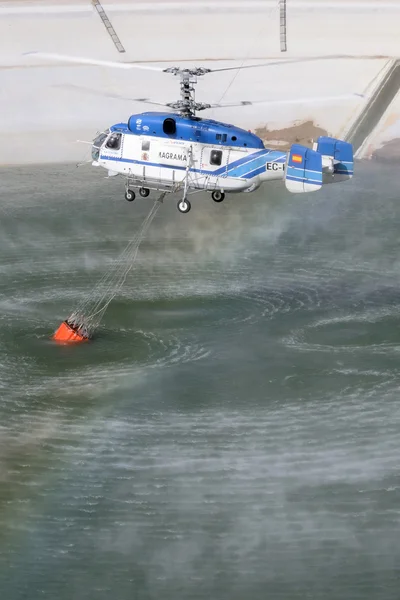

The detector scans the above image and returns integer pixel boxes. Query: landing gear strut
[212,190,225,202]
[176,145,193,214]
[125,189,135,202]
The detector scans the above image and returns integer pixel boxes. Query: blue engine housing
[126,112,265,149]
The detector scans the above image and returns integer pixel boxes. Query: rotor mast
[162,67,212,118]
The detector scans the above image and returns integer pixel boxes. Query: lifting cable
[52,193,165,344]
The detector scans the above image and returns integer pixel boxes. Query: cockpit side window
[106,133,122,150]
[92,130,109,160]
[93,131,108,149]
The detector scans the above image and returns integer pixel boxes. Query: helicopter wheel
[177,199,191,214]
[125,189,135,202]
[212,190,225,203]
[139,187,150,198]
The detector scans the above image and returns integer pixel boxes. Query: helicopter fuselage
[91,111,353,213]
[91,113,286,203]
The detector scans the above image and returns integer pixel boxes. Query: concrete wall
[1,0,399,164]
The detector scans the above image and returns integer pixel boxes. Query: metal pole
[279,0,287,52]
[92,0,126,53]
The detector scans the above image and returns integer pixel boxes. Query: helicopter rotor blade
[52,83,169,104]
[23,51,165,72]
[207,55,373,73]
[131,98,171,108]
[208,92,365,109]
[51,83,172,110]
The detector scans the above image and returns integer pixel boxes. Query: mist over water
[0,160,400,599]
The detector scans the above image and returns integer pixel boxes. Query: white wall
[1,0,399,164]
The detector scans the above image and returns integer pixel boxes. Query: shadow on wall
[371,137,400,163]
[255,120,329,150]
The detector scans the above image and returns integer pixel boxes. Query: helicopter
[26,52,357,214]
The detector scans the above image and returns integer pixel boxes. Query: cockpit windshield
[91,129,109,160]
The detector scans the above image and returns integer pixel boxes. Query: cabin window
[163,118,176,135]
[222,134,227,142]
[231,136,237,141]
[105,132,122,150]
[141,140,150,151]
[216,134,221,140]
[210,149,222,166]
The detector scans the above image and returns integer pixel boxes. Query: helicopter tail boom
[284,136,354,193]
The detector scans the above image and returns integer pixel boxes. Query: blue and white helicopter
[29,53,356,214]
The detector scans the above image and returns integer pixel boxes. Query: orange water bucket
[52,320,90,344]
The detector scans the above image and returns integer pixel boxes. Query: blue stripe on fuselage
[100,155,187,171]
[217,148,267,175]
[239,165,267,180]
[99,148,287,179]
[227,150,285,178]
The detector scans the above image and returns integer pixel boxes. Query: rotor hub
[161,67,212,117]
[163,67,212,77]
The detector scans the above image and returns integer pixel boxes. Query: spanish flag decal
[292,154,302,163]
